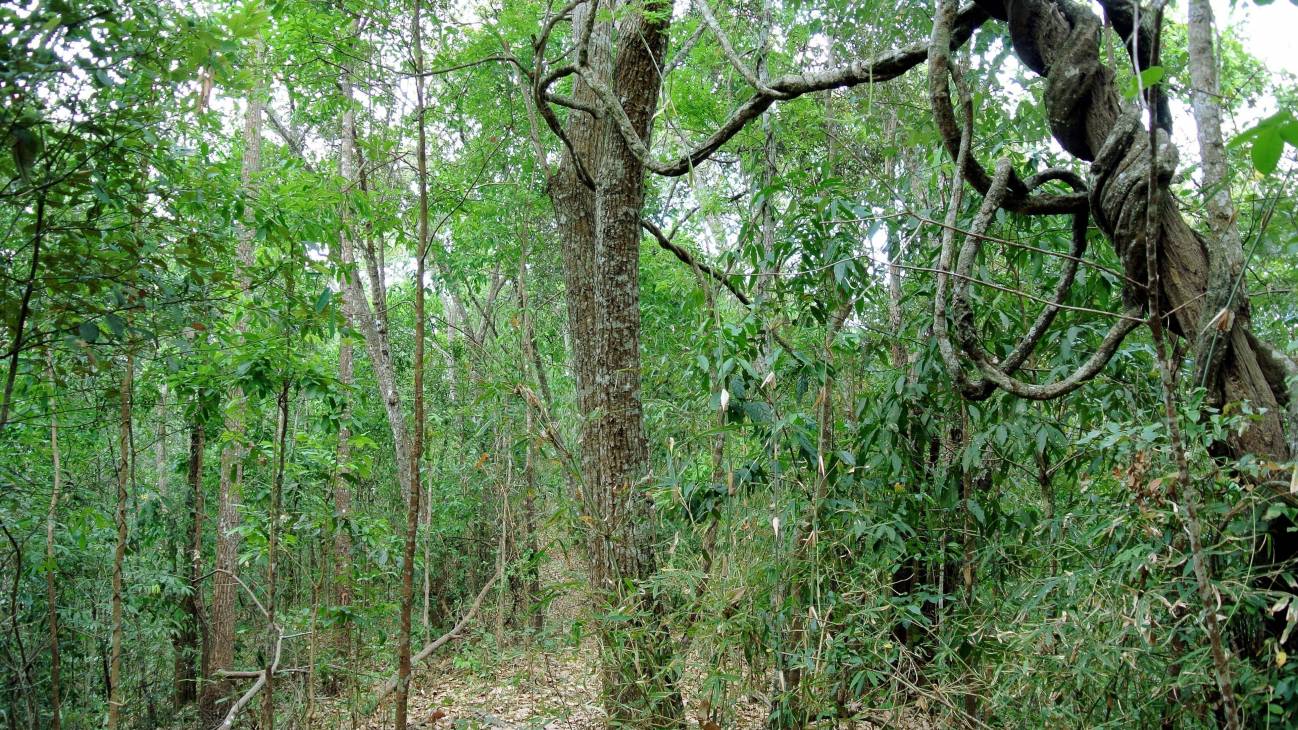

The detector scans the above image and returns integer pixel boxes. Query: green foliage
[1234,110,1298,175]
[1,0,1297,728]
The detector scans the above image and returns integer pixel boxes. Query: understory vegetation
[2,0,1297,727]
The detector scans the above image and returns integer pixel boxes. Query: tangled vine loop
[930,0,1155,402]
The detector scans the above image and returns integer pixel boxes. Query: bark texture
[175,419,204,706]
[550,0,610,501]
[536,0,683,724]
[331,339,353,674]
[396,3,430,724]
[337,105,414,504]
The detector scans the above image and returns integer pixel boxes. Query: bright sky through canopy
[1208,0,1298,75]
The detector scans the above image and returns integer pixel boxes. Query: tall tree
[535,0,683,723]
[176,405,205,706]
[43,353,62,730]
[201,46,265,727]
[395,0,431,725]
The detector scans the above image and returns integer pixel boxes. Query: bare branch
[693,0,780,96]
[641,218,750,305]
[533,3,991,180]
[369,567,501,705]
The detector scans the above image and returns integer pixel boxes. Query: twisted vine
[930,0,1143,402]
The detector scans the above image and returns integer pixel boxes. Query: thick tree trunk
[551,1,609,503]
[539,0,682,723]
[584,3,683,726]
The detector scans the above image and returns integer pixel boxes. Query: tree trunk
[176,417,204,707]
[517,240,544,632]
[396,2,430,725]
[107,352,133,730]
[262,381,290,730]
[584,3,683,726]
[201,54,263,726]
[44,354,62,730]
[539,0,683,722]
[331,337,354,680]
[972,0,1288,462]
[337,61,414,507]
[550,1,609,502]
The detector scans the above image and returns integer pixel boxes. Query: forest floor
[372,638,767,729]
[354,636,940,729]
[352,545,770,729]
[383,639,608,729]
[343,551,930,729]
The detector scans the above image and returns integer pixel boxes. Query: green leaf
[1252,129,1284,175]
[1122,65,1164,98]
[78,321,99,343]
[104,313,127,339]
[1138,65,1164,88]
[1279,121,1298,147]
[314,288,332,313]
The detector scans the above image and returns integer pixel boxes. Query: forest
[2,0,1297,727]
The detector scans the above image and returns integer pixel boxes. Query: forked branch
[530,1,992,182]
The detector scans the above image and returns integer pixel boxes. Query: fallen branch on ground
[368,568,502,708]
[217,623,283,730]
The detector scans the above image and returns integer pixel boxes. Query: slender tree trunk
[0,191,44,431]
[495,437,510,643]
[44,353,62,730]
[1186,0,1237,250]
[108,352,133,730]
[1185,0,1249,395]
[176,417,205,706]
[157,382,189,706]
[516,240,544,632]
[884,112,907,372]
[749,17,798,719]
[331,337,354,678]
[202,48,263,726]
[395,2,429,724]
[337,71,414,508]
[522,410,542,631]
[262,380,289,730]
[1184,4,1246,724]
[2,521,36,729]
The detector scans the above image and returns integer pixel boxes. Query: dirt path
[387,641,605,729]
[377,638,772,729]
[354,548,767,729]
